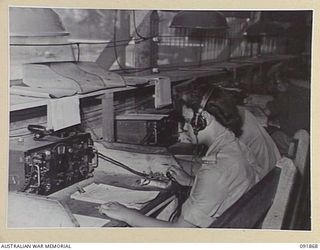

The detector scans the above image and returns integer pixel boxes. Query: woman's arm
[167,166,195,186]
[99,202,195,228]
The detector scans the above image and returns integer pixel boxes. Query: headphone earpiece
[190,87,215,135]
[190,110,207,135]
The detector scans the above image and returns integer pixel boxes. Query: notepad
[71,183,160,209]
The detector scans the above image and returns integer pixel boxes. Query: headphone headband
[190,86,215,136]
[199,86,215,112]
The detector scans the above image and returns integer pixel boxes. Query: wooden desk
[48,143,181,227]
[48,171,178,227]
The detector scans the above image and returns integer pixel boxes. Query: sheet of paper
[73,214,110,227]
[71,183,160,209]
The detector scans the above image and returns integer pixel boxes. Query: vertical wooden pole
[102,92,115,142]
[150,10,159,72]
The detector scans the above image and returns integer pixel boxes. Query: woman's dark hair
[181,86,243,137]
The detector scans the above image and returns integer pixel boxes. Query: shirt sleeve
[180,163,227,228]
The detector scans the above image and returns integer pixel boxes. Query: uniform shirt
[180,130,259,228]
[238,107,281,180]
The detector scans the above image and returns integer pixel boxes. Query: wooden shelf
[10,54,298,112]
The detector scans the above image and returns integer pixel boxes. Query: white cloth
[238,107,281,180]
[154,77,172,109]
[47,95,81,131]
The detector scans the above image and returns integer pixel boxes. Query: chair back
[287,129,310,229]
[262,157,297,229]
[287,129,309,177]
[209,157,297,229]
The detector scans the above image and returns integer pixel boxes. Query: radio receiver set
[9,132,98,195]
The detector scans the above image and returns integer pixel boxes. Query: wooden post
[102,92,115,142]
[150,10,159,72]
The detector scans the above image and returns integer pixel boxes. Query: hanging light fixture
[170,11,228,30]
[219,11,252,19]
[10,7,69,37]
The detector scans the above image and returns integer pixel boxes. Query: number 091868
[300,244,318,248]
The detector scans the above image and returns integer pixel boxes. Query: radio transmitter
[9,133,98,195]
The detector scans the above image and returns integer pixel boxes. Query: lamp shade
[220,11,252,19]
[170,11,228,30]
[10,7,69,37]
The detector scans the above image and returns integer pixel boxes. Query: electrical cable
[10,42,80,47]
[156,63,229,73]
[9,132,33,138]
[132,10,152,40]
[113,10,138,74]
[98,152,171,185]
[111,67,152,73]
[158,35,230,39]
[97,152,149,178]
[10,38,148,47]
[112,10,157,75]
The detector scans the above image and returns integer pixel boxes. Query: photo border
[1,0,319,243]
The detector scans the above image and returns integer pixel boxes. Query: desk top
[47,143,181,227]
[48,170,177,227]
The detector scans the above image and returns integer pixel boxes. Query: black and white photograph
[8,7,311,231]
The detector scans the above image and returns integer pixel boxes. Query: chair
[287,129,309,176]
[209,157,297,229]
[262,157,297,229]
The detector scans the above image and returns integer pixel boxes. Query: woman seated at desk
[98,86,259,227]
[177,86,281,181]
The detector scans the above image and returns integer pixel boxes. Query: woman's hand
[167,165,194,187]
[99,202,136,222]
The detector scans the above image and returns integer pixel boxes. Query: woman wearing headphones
[98,86,259,228]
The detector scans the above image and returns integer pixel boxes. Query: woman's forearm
[123,210,175,227]
[123,210,194,228]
